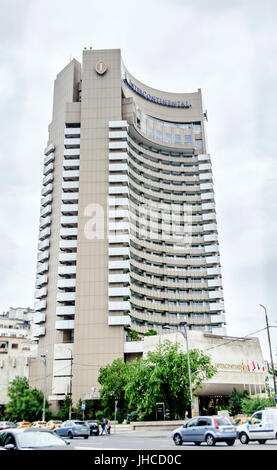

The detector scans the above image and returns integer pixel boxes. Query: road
[67,430,277,451]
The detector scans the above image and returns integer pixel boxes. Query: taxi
[30,421,47,428]
[46,420,62,430]
[16,421,31,428]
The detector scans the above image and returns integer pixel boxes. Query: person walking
[107,418,111,435]
[100,417,107,435]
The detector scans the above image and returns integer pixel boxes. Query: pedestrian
[100,417,107,435]
[107,418,111,435]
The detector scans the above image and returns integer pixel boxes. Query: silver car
[172,416,237,446]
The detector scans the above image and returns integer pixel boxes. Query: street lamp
[259,305,277,404]
[40,353,47,422]
[163,322,194,418]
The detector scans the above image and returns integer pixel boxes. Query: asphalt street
[66,430,277,451]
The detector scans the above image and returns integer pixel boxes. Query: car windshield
[215,417,231,426]
[73,421,86,426]
[17,431,66,448]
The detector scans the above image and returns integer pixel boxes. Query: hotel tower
[30,49,226,409]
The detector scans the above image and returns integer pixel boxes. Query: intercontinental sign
[124,73,192,109]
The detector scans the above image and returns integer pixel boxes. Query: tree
[144,330,157,336]
[55,394,72,421]
[98,340,216,421]
[98,358,135,422]
[4,377,51,422]
[229,388,249,416]
[241,395,276,416]
[124,340,216,420]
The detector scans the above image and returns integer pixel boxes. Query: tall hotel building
[30,49,226,407]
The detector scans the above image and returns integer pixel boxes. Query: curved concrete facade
[30,49,226,408]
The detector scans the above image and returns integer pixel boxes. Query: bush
[127,411,139,423]
[241,395,276,416]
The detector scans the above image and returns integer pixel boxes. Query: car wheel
[226,440,235,446]
[258,440,266,444]
[173,434,183,446]
[68,431,74,439]
[239,432,249,444]
[205,434,216,446]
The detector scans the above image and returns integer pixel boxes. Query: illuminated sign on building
[124,73,192,109]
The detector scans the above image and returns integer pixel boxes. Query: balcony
[109,260,130,270]
[56,306,75,316]
[64,138,80,148]
[109,247,130,257]
[60,228,78,238]
[57,279,76,288]
[62,192,79,202]
[109,273,130,283]
[34,299,47,311]
[124,341,144,354]
[59,252,77,263]
[60,216,78,226]
[33,312,46,324]
[44,143,55,156]
[109,234,130,244]
[35,287,47,299]
[63,169,79,180]
[40,205,52,217]
[208,291,223,300]
[64,148,80,158]
[62,181,79,191]
[109,163,128,172]
[61,204,78,215]
[108,197,129,207]
[39,227,51,241]
[42,173,54,186]
[58,265,76,275]
[36,262,49,275]
[109,131,128,139]
[108,301,131,311]
[109,120,128,129]
[35,275,48,288]
[44,152,55,166]
[32,326,46,338]
[109,152,128,161]
[41,183,53,197]
[109,174,128,184]
[64,127,80,138]
[108,287,130,297]
[109,186,129,195]
[59,239,77,250]
[43,162,54,176]
[210,314,226,324]
[55,320,75,330]
[209,302,224,312]
[41,194,52,207]
[57,292,75,302]
[40,216,51,229]
[37,251,49,263]
[63,159,80,169]
[108,315,131,326]
[109,209,129,219]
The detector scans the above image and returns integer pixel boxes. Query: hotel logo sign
[96,61,108,75]
[124,73,192,109]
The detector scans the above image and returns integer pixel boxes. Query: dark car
[85,421,100,436]
[0,428,71,450]
[54,420,90,439]
[172,416,237,447]
[0,421,16,431]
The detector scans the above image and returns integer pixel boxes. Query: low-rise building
[0,307,36,415]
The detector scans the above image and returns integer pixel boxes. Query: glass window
[193,123,201,134]
[184,134,192,145]
[195,140,203,150]
[174,134,182,145]
[156,129,162,142]
[147,125,154,139]
[186,418,198,428]
[165,132,172,144]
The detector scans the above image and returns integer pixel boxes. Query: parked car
[46,420,62,430]
[0,422,16,431]
[86,421,100,436]
[30,421,47,428]
[0,428,71,450]
[237,408,277,444]
[172,416,237,446]
[16,421,31,428]
[54,420,90,439]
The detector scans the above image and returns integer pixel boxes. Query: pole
[68,349,73,419]
[41,353,47,421]
[260,305,277,404]
[180,322,194,418]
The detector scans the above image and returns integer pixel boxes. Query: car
[16,421,31,428]
[30,421,47,428]
[232,416,250,430]
[172,416,237,447]
[46,420,62,430]
[0,428,71,450]
[54,420,90,439]
[0,422,16,431]
[85,420,100,436]
[237,408,277,444]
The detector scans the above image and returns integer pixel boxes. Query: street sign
[81,402,86,411]
[275,394,277,404]
[156,402,165,421]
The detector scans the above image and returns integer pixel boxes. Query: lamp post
[67,348,73,419]
[163,322,194,418]
[259,305,277,404]
[40,352,47,422]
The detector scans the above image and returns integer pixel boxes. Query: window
[198,418,211,426]
[174,134,182,145]
[186,418,198,428]
[184,134,192,145]
[165,132,172,144]
[12,344,18,349]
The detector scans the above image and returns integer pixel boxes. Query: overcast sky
[0,0,276,360]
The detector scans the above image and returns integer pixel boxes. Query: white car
[237,408,277,444]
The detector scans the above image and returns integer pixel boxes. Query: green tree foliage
[4,377,51,422]
[229,388,249,416]
[98,340,216,421]
[241,395,276,416]
[144,330,158,336]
